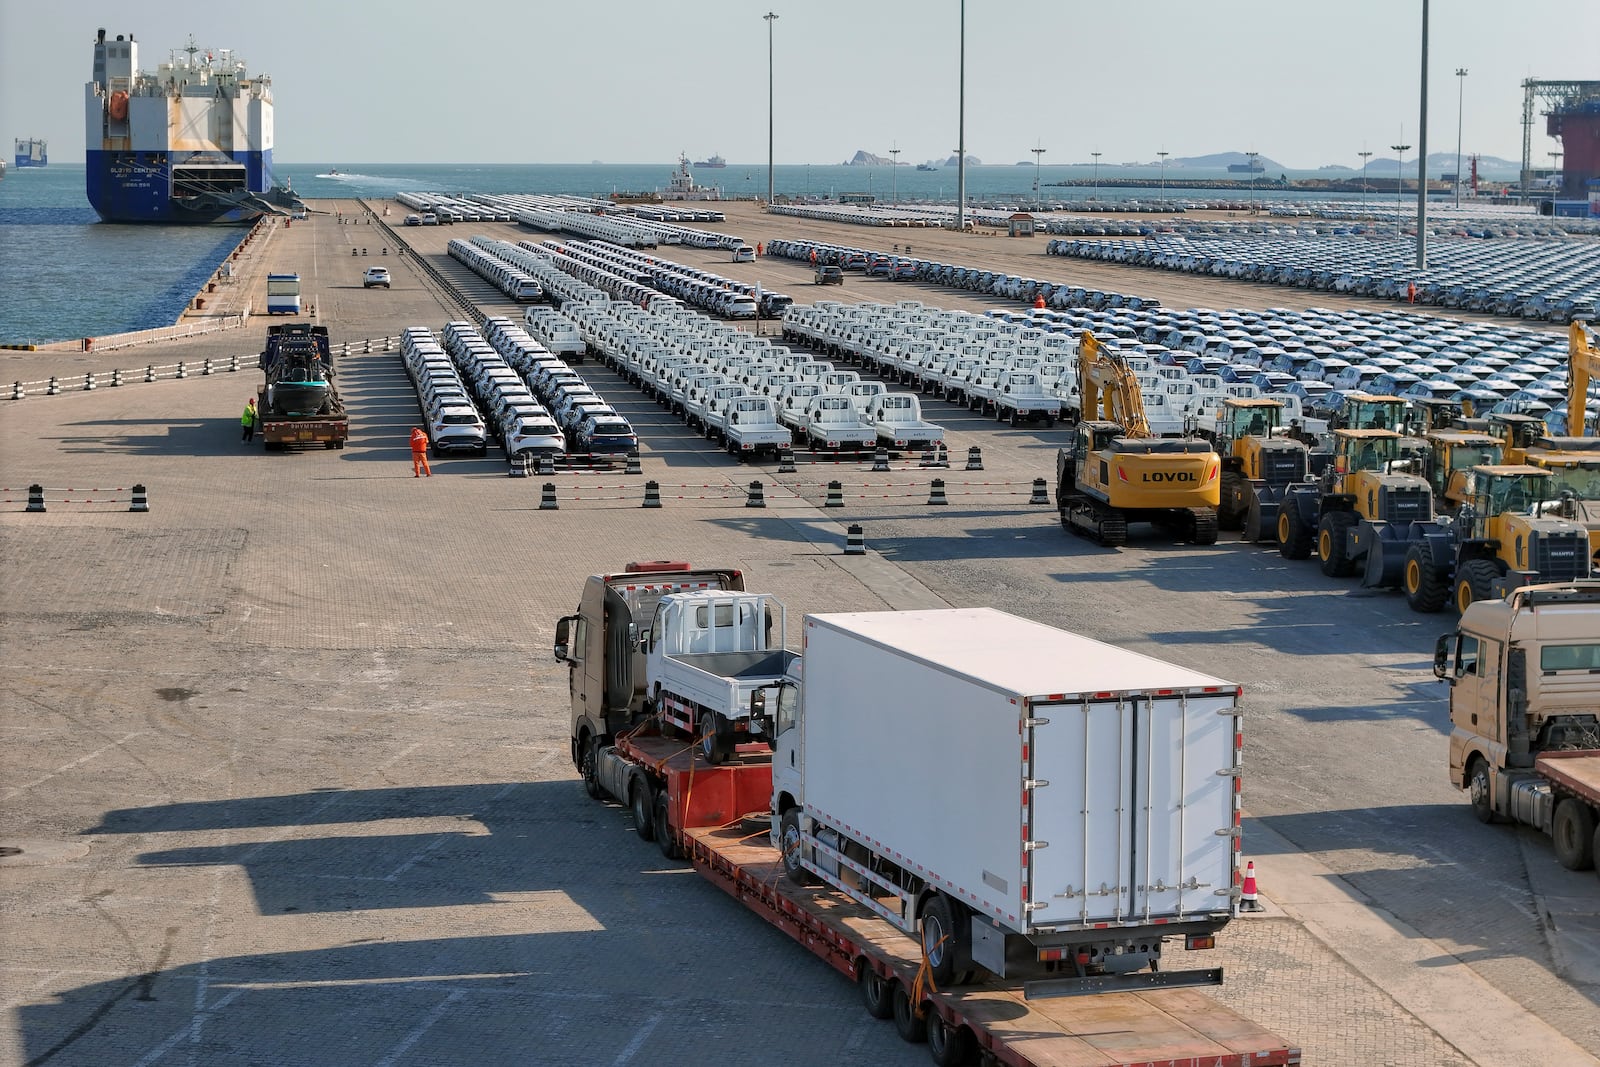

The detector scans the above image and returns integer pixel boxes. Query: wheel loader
[1276,428,1434,578]
[1211,397,1311,541]
[1400,465,1591,613]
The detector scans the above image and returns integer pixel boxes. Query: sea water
[2,160,1347,346]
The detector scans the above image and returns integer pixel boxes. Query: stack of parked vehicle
[401,327,489,457]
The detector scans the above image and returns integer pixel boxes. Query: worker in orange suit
[1033,293,1046,309]
[410,427,431,477]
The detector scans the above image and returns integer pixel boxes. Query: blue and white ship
[14,138,48,168]
[85,28,286,224]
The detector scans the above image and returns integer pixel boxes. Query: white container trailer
[768,607,1241,997]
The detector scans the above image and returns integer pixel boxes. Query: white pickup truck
[701,383,749,441]
[805,394,878,451]
[523,309,587,362]
[641,590,800,763]
[867,393,945,450]
[991,369,1062,425]
[724,395,792,460]
[775,382,826,436]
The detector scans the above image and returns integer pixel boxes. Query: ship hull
[86,148,273,224]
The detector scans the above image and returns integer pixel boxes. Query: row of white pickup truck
[784,300,1329,439]
[560,297,947,456]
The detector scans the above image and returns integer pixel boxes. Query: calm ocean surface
[1,160,1351,345]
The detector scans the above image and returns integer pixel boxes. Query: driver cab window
[1456,635,1480,677]
[571,619,587,664]
[776,683,799,735]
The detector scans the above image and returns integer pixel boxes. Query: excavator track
[1188,507,1219,546]
[1061,495,1127,546]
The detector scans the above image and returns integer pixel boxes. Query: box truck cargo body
[770,607,1242,994]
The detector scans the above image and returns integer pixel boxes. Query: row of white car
[400,328,490,456]
[558,296,945,455]
[448,317,639,460]
[544,239,794,320]
[447,238,545,302]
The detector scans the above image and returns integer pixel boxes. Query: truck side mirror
[1432,634,1452,682]
[553,616,572,663]
[637,627,651,653]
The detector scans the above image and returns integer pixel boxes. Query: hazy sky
[2,0,1595,169]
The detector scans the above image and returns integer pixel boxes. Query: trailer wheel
[653,790,679,859]
[920,893,968,987]
[700,713,730,765]
[631,780,657,842]
[1467,757,1496,825]
[891,985,927,1044]
[858,966,894,1020]
[1552,798,1596,871]
[779,808,815,885]
[926,1013,974,1066]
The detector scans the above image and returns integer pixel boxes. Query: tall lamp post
[955,0,966,232]
[1031,143,1046,203]
[1414,0,1429,270]
[1156,150,1169,206]
[889,144,900,207]
[1391,143,1411,237]
[1090,150,1101,202]
[763,11,778,205]
[1551,151,1563,194]
[1359,149,1373,205]
[1454,67,1468,208]
[1245,150,1259,214]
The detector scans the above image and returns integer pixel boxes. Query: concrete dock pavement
[2,198,1596,1066]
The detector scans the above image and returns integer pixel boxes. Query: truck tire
[631,780,656,842]
[780,808,815,885]
[653,790,679,859]
[1317,511,1358,577]
[1552,798,1596,871]
[1278,503,1312,560]
[858,965,894,1020]
[581,737,604,800]
[920,893,969,988]
[926,1013,974,1067]
[1403,544,1450,613]
[1468,757,1496,825]
[700,713,730,765]
[891,985,927,1044]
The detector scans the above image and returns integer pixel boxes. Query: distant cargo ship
[916,162,937,171]
[1228,161,1265,173]
[694,154,727,169]
[14,137,48,168]
[85,28,290,223]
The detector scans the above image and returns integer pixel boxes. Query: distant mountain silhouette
[846,150,892,166]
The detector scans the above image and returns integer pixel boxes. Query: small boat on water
[916,162,937,172]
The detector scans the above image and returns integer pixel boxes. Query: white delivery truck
[765,608,1242,996]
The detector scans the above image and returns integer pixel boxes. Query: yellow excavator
[1055,332,1220,546]
[1565,320,1599,438]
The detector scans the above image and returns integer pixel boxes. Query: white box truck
[766,607,1242,997]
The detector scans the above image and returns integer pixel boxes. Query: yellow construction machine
[1401,465,1591,613]
[1213,397,1311,541]
[1276,428,1435,579]
[1055,332,1220,546]
[1418,428,1505,513]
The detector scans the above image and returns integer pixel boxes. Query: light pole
[1359,149,1373,205]
[1157,150,1169,206]
[1090,150,1101,202]
[1391,143,1410,237]
[1551,151,1563,194]
[1030,143,1046,203]
[1414,0,1429,270]
[1454,67,1468,208]
[889,144,899,207]
[955,0,966,232]
[763,11,778,205]
[1245,150,1259,214]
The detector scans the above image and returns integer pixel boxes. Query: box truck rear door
[1025,692,1237,928]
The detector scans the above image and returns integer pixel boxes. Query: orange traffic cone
[1240,861,1261,912]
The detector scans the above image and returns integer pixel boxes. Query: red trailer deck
[611,732,1300,1067]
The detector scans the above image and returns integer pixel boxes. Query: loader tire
[1278,503,1312,559]
[1217,471,1245,531]
[1455,558,1500,614]
[1318,511,1358,577]
[1404,544,1450,613]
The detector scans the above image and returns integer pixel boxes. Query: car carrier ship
[84,28,295,223]
[14,137,48,168]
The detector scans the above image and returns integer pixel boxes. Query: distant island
[845,151,893,166]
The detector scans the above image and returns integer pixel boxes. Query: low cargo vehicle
[556,573,1298,1066]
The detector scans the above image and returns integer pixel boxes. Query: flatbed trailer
[605,732,1300,1067]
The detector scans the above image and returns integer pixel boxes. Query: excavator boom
[1571,322,1598,438]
